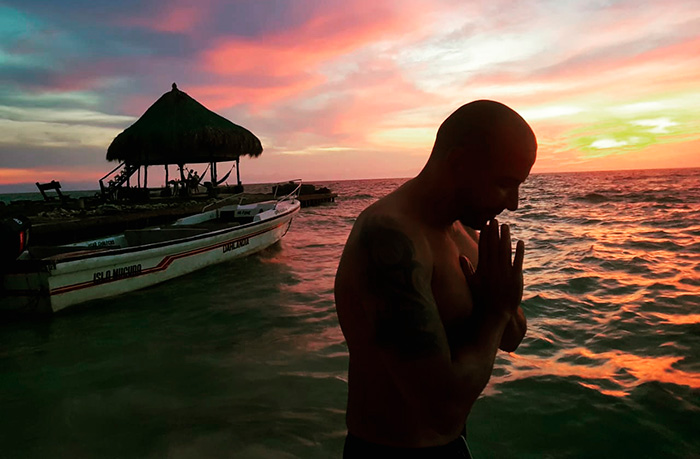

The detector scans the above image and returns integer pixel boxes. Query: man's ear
[444,145,466,170]
[444,145,471,179]
[445,145,464,162]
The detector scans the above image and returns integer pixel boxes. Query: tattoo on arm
[360,217,441,359]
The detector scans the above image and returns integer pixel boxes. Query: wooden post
[137,165,141,188]
[236,157,241,185]
[164,165,169,186]
[211,162,218,186]
[144,165,148,189]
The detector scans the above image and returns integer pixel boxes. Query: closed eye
[498,178,522,188]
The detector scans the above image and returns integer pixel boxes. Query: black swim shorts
[343,432,472,458]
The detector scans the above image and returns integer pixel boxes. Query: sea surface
[1,168,699,458]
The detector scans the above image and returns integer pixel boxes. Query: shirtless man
[334,100,537,457]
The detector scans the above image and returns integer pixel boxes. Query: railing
[99,162,140,200]
[273,179,303,202]
[199,179,301,213]
[201,193,244,213]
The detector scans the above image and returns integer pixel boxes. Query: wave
[345,193,375,200]
[573,192,610,203]
[622,239,683,252]
[686,241,700,251]
[571,191,691,205]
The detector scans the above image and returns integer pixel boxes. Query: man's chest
[429,224,479,328]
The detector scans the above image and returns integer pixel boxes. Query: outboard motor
[0,216,31,263]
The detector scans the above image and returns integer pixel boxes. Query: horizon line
[0,165,698,194]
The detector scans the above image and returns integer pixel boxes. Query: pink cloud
[558,35,700,86]
[48,60,126,92]
[201,56,436,154]
[461,32,700,110]
[201,0,430,108]
[120,2,209,34]
[153,7,205,33]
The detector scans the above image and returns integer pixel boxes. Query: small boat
[0,186,301,314]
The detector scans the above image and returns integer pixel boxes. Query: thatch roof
[106,83,262,165]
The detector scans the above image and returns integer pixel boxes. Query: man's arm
[358,215,519,433]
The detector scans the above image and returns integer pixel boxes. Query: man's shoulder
[359,194,424,232]
[352,203,428,255]
[341,205,435,289]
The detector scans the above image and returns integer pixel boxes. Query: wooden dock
[2,189,338,246]
[298,192,337,207]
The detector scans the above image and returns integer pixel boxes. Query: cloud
[0,105,134,127]
[590,138,629,149]
[188,75,326,111]
[0,141,108,189]
[517,106,585,121]
[0,116,124,149]
[632,118,678,134]
[124,5,207,34]
[199,0,432,108]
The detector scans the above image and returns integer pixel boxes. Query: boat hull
[1,203,298,314]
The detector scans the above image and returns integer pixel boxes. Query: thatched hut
[105,83,261,194]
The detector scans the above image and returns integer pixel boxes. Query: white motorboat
[0,189,301,314]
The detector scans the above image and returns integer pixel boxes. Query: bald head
[415,100,537,227]
[430,100,536,164]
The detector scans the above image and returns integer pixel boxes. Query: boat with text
[0,185,301,314]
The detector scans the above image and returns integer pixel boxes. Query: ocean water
[1,168,699,458]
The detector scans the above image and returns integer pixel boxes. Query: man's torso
[335,191,480,446]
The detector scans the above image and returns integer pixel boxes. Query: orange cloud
[312,61,438,140]
[0,167,99,185]
[188,75,326,111]
[461,31,700,112]
[543,36,699,102]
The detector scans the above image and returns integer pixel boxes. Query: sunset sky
[1,0,699,191]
